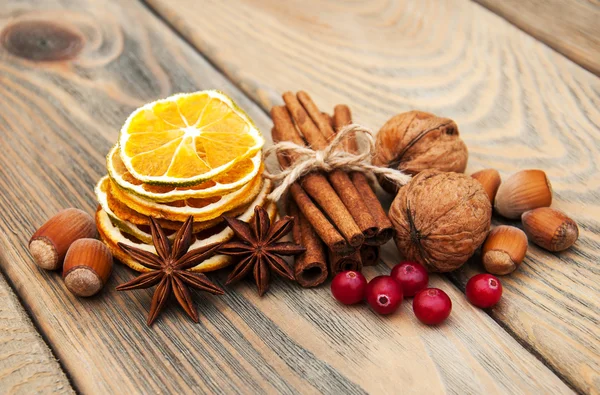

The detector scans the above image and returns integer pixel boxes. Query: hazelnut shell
[471,169,501,204]
[29,208,97,270]
[482,226,528,275]
[63,238,113,297]
[495,170,552,219]
[389,170,491,272]
[522,208,578,252]
[374,111,468,193]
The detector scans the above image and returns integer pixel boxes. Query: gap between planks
[443,273,580,393]
[472,0,600,77]
[0,267,75,394]
[139,0,270,115]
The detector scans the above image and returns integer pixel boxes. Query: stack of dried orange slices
[95,91,274,273]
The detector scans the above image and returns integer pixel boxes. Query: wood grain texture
[0,274,73,394]
[0,0,576,393]
[144,0,600,393]
[473,0,600,76]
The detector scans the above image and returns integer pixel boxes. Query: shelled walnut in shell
[389,170,491,272]
[374,111,468,193]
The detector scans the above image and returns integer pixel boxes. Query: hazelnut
[374,111,468,193]
[389,170,491,272]
[522,208,578,252]
[29,208,97,270]
[482,226,528,275]
[495,170,552,219]
[471,169,501,204]
[63,239,113,297]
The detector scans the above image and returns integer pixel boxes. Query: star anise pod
[219,206,306,296]
[116,216,224,325]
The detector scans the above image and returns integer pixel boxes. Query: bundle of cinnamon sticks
[270,91,393,287]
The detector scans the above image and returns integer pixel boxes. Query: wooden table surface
[0,0,598,393]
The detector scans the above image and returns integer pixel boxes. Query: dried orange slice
[107,145,262,202]
[95,175,260,242]
[96,180,277,272]
[109,170,264,223]
[119,90,264,185]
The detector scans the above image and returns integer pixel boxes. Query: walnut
[389,170,491,272]
[374,111,468,193]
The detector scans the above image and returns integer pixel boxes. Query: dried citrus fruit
[109,170,264,223]
[97,208,231,272]
[95,176,153,243]
[101,176,249,232]
[95,175,268,242]
[119,90,264,185]
[105,183,227,232]
[96,181,277,272]
[107,145,262,202]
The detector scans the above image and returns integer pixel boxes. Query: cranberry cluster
[331,261,502,325]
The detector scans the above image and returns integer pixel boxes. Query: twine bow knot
[264,124,411,200]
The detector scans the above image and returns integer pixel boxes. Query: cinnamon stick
[271,105,363,248]
[332,105,357,153]
[289,91,378,239]
[322,112,333,128]
[329,249,362,276]
[333,104,395,246]
[271,124,351,254]
[289,185,353,255]
[288,201,328,287]
[360,244,380,267]
[350,173,394,244]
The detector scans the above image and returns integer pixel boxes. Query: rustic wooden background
[0,0,598,393]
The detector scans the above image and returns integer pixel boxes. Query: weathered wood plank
[0,273,73,394]
[473,0,600,76]
[0,0,577,393]
[144,0,600,393]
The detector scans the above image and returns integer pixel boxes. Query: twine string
[264,124,412,200]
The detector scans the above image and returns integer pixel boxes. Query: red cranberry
[365,276,403,315]
[331,270,367,305]
[413,288,452,325]
[466,274,503,308]
[390,261,429,297]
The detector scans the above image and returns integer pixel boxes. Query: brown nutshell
[482,226,528,275]
[29,208,97,270]
[63,239,113,297]
[389,170,491,272]
[374,111,468,193]
[495,169,552,219]
[522,208,578,252]
[471,169,501,204]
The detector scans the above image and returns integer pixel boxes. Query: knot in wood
[1,20,84,61]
